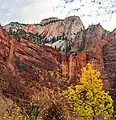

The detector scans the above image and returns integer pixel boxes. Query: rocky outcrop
[0,16,116,108]
[4,16,84,52]
[0,25,67,102]
[40,17,63,25]
[64,16,84,40]
[103,38,116,87]
[112,28,116,35]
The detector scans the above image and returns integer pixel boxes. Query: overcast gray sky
[0,0,116,31]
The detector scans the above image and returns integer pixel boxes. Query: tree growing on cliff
[65,63,114,120]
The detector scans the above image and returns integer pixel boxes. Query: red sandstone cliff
[0,19,116,106]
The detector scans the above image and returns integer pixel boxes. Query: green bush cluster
[8,27,45,43]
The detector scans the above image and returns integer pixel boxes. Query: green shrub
[103,44,107,49]
[78,47,84,52]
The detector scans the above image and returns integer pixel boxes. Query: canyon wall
[0,16,116,104]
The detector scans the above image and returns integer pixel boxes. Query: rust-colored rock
[0,20,116,106]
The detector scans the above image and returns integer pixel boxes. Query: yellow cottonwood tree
[65,63,114,120]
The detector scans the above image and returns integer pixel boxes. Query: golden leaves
[65,63,114,120]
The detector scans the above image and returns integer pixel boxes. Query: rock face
[0,25,67,102]
[4,16,84,52]
[103,38,116,86]
[64,16,84,40]
[0,16,116,106]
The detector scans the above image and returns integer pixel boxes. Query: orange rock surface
[0,23,116,103]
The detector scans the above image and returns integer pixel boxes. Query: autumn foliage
[65,63,114,120]
[0,64,114,120]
